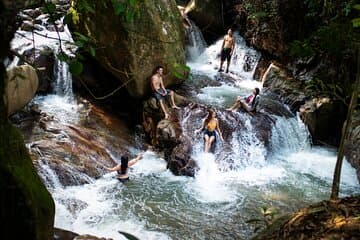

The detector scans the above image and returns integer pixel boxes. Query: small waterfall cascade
[185,19,207,61]
[54,58,74,101]
[10,14,81,123]
[10,15,76,101]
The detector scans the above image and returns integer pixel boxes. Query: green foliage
[110,0,143,22]
[289,40,315,58]
[243,2,274,21]
[352,18,360,27]
[171,63,190,81]
[290,0,359,58]
[352,4,360,27]
[69,60,84,76]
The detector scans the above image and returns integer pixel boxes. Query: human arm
[106,164,121,172]
[159,78,167,95]
[128,151,144,167]
[195,119,205,134]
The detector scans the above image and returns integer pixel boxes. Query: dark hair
[204,109,216,127]
[254,87,260,95]
[153,65,163,74]
[120,155,129,174]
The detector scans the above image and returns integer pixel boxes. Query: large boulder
[0,1,54,239]
[73,0,187,98]
[4,65,39,116]
[19,47,55,94]
[344,110,360,182]
[299,98,346,146]
[262,63,306,112]
[262,63,347,146]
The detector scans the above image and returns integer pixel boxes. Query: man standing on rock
[151,65,180,119]
[218,28,235,73]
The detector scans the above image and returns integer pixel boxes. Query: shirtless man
[151,66,180,119]
[218,29,236,73]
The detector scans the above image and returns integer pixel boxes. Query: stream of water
[11,17,359,240]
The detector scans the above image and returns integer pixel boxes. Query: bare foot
[225,108,232,111]
[164,113,170,119]
[172,105,180,110]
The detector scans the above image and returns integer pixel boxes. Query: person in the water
[226,87,260,113]
[218,28,235,73]
[106,152,144,182]
[195,109,224,153]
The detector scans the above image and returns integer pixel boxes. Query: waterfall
[53,59,74,101]
[185,19,207,61]
[10,16,76,101]
[9,10,359,240]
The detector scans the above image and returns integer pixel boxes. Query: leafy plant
[171,63,190,81]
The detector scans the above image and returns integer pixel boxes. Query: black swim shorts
[154,88,171,101]
[204,129,217,141]
[221,48,231,62]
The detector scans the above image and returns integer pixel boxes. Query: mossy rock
[0,121,55,239]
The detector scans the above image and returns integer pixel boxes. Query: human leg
[204,134,210,152]
[219,49,226,72]
[207,136,215,152]
[240,101,251,112]
[226,98,241,111]
[218,60,224,72]
[225,50,231,73]
[169,90,180,109]
[159,99,169,119]
[226,59,231,73]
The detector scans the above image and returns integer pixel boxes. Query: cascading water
[10,10,359,240]
[185,19,207,61]
[49,25,358,239]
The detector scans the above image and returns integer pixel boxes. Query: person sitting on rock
[226,87,260,113]
[151,65,180,120]
[195,109,224,153]
[106,152,144,182]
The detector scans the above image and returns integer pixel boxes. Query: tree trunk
[331,48,360,200]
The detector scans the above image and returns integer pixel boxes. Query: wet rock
[54,228,79,240]
[262,63,306,112]
[144,101,277,176]
[344,110,360,182]
[73,0,187,98]
[299,98,346,146]
[23,8,42,19]
[20,46,55,94]
[168,136,198,176]
[263,63,348,146]
[16,103,136,187]
[21,20,36,31]
[5,65,39,116]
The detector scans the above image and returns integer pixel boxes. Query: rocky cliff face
[73,0,187,98]
[0,1,55,239]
